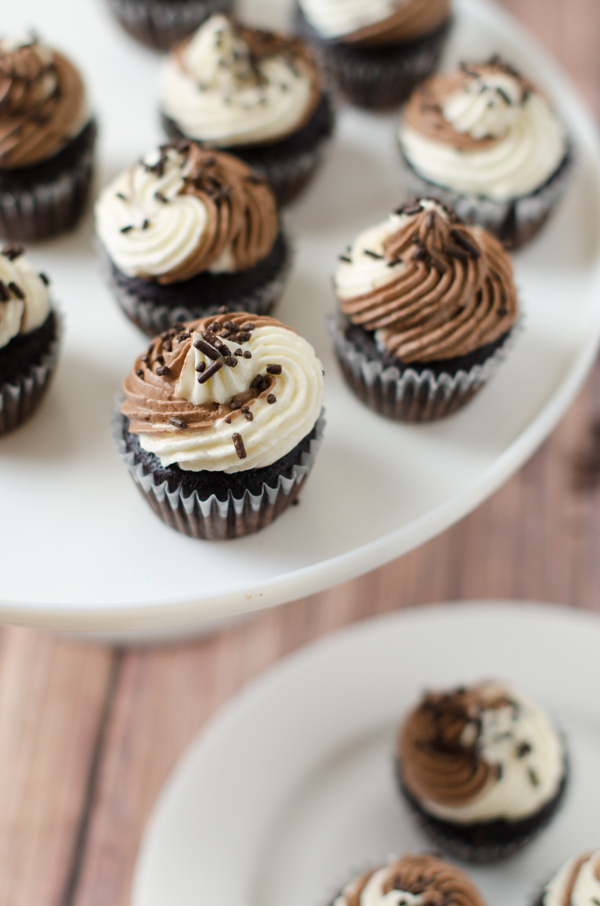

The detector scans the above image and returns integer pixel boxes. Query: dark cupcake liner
[399,146,574,250]
[295,8,452,110]
[99,230,292,337]
[328,316,519,422]
[112,403,325,540]
[0,120,97,242]
[396,764,569,863]
[163,93,336,206]
[0,309,61,437]
[107,0,234,50]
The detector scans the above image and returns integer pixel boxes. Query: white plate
[2,0,600,634]
[132,602,600,906]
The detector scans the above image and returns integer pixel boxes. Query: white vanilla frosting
[299,0,403,39]
[160,15,315,147]
[0,252,50,349]
[95,147,219,279]
[333,868,426,906]
[400,73,567,201]
[420,684,565,824]
[543,852,600,906]
[139,325,324,472]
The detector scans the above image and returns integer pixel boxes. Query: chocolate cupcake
[398,57,573,249]
[0,244,60,435]
[95,142,290,337]
[106,0,234,51]
[0,35,97,242]
[295,0,452,110]
[160,15,335,205]
[330,854,487,906]
[534,851,600,906]
[115,311,325,539]
[396,681,569,862]
[329,198,519,422]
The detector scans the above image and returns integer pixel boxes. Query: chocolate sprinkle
[195,361,206,373]
[224,356,237,366]
[234,348,243,356]
[194,338,220,360]
[266,364,282,375]
[230,400,242,410]
[0,281,9,302]
[241,407,253,421]
[242,322,255,330]
[155,364,170,376]
[169,416,187,429]
[177,331,190,342]
[197,360,223,383]
[364,249,383,259]
[528,767,540,787]
[267,394,276,404]
[7,281,25,300]
[217,305,229,314]
[210,321,221,331]
[155,191,168,203]
[120,225,133,233]
[135,369,144,378]
[2,244,24,260]
[232,433,246,459]
[243,350,252,359]
[450,228,481,259]
[219,344,231,357]
[39,272,50,285]
[338,255,352,263]
[517,742,532,758]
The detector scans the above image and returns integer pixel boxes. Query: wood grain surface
[3,3,600,904]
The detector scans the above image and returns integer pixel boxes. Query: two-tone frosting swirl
[160,15,321,147]
[400,58,567,200]
[0,245,51,349]
[0,34,90,169]
[398,681,566,824]
[299,0,450,45]
[95,143,278,283]
[335,199,518,363]
[332,854,487,906]
[542,852,600,906]
[121,312,324,473]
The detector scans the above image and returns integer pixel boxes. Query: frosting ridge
[95,143,278,283]
[160,15,321,147]
[335,199,518,362]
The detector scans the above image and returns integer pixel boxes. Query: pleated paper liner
[107,0,234,50]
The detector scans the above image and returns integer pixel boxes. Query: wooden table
[3,3,600,904]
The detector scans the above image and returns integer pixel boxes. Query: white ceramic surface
[132,602,600,906]
[2,0,600,633]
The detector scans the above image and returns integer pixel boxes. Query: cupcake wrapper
[108,0,234,50]
[329,316,520,422]
[242,142,330,208]
[100,235,292,337]
[296,9,452,110]
[0,312,61,437]
[400,148,574,250]
[112,403,326,540]
[0,145,95,243]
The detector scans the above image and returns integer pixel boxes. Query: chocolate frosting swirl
[122,312,283,434]
[336,200,518,362]
[341,0,450,46]
[0,37,87,169]
[336,855,487,906]
[399,684,518,807]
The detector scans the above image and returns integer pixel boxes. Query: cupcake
[160,15,335,205]
[0,34,97,242]
[295,0,452,110]
[396,681,569,862]
[398,57,572,249]
[106,0,234,51]
[329,198,519,422]
[534,851,600,906]
[115,311,325,539]
[95,141,290,337]
[330,854,487,906]
[0,244,60,435]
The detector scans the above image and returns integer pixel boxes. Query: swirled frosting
[400,57,567,201]
[0,34,89,170]
[160,15,321,147]
[299,0,449,45]
[95,143,278,284]
[335,199,518,363]
[121,312,324,473]
[0,245,50,348]
[398,681,566,824]
[542,852,600,906]
[333,854,487,906]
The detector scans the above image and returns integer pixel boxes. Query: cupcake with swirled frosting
[115,311,324,539]
[95,141,290,336]
[295,0,452,109]
[330,854,487,906]
[329,198,519,421]
[397,681,569,862]
[0,244,60,434]
[160,15,335,205]
[398,57,572,248]
[534,851,600,906]
[0,34,97,241]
